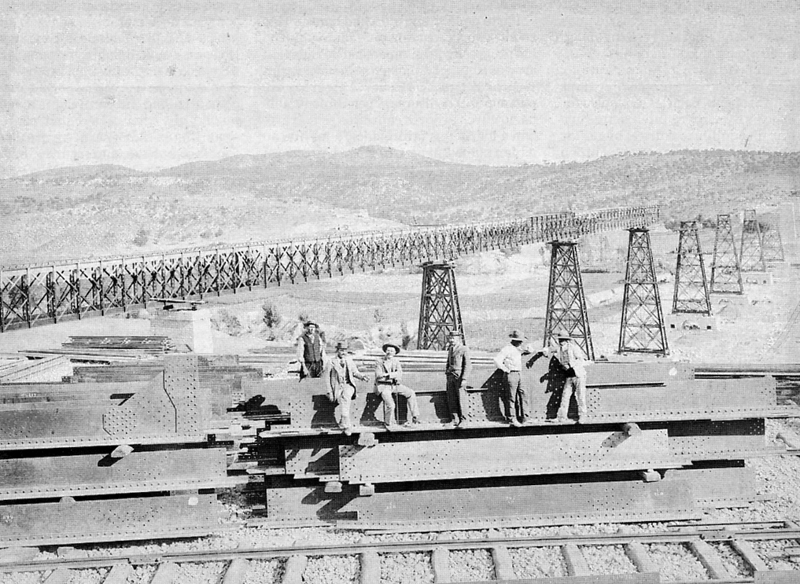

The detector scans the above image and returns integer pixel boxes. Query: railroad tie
[103,563,135,584]
[562,543,591,577]
[730,539,770,573]
[625,542,659,574]
[688,539,730,580]
[360,551,380,584]
[431,548,451,583]
[491,546,515,581]
[42,568,70,584]
[282,554,308,584]
[150,562,181,584]
[222,559,251,584]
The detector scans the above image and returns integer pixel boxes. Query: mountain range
[2,146,798,266]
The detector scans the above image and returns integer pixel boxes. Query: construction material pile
[57,336,177,358]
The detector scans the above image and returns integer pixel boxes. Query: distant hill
[1,147,798,266]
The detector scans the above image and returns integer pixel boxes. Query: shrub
[133,228,149,247]
[262,303,282,328]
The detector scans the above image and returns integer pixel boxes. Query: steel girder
[0,494,224,546]
[0,206,660,331]
[0,448,231,500]
[0,356,214,449]
[250,360,788,434]
[619,228,669,354]
[710,214,744,294]
[672,221,712,315]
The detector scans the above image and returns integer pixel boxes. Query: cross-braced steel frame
[760,221,785,263]
[710,214,743,295]
[618,228,668,354]
[672,221,712,315]
[740,209,766,272]
[417,262,463,350]
[543,241,594,360]
[0,206,660,332]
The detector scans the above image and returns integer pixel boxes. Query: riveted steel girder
[337,430,684,484]
[0,494,223,546]
[0,448,230,501]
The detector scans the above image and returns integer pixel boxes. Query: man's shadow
[529,354,571,419]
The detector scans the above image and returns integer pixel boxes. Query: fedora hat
[382,342,402,354]
[303,320,319,328]
[334,341,349,351]
[508,330,527,341]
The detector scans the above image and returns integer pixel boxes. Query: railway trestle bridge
[0,206,659,331]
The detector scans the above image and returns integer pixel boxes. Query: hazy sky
[2,0,798,177]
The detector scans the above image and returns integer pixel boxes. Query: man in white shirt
[493,330,533,427]
[533,329,589,423]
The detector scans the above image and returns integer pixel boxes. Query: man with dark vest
[326,341,368,435]
[296,321,326,379]
[445,330,472,427]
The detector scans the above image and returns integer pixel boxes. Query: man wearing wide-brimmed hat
[445,330,471,427]
[493,329,534,427]
[374,341,421,430]
[326,341,368,435]
[536,328,588,423]
[296,320,327,379]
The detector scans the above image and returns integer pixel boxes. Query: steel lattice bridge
[0,206,659,331]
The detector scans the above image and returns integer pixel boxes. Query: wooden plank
[150,562,180,584]
[42,568,70,584]
[688,539,729,580]
[221,559,250,584]
[731,539,770,572]
[282,554,307,584]
[491,545,515,581]
[360,551,380,584]
[102,564,135,584]
[431,548,451,583]
[562,543,590,576]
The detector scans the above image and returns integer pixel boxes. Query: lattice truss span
[740,209,766,272]
[619,228,668,354]
[543,241,594,360]
[417,262,464,350]
[0,206,660,332]
[710,214,743,295]
[672,221,712,316]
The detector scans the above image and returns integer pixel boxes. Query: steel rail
[0,522,798,577]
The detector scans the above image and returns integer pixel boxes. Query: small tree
[262,303,282,328]
[133,228,149,247]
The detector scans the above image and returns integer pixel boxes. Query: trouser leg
[378,387,395,425]
[506,372,521,421]
[575,376,587,419]
[516,375,529,421]
[558,377,577,419]
[396,385,419,420]
[339,384,355,428]
[446,375,462,419]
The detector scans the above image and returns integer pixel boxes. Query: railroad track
[3,522,800,583]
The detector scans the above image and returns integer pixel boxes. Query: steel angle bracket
[103,355,208,438]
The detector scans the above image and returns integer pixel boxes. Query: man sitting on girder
[529,328,588,424]
[374,342,421,430]
[296,320,327,379]
[326,341,369,436]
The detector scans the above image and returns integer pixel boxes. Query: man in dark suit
[445,330,472,427]
[326,341,368,435]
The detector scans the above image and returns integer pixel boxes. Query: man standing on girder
[445,330,472,427]
[374,342,421,430]
[326,341,369,436]
[533,329,588,423]
[296,321,327,379]
[494,330,533,427]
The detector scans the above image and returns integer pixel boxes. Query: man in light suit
[326,341,368,435]
[532,328,589,423]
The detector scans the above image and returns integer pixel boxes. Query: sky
[1,0,799,177]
